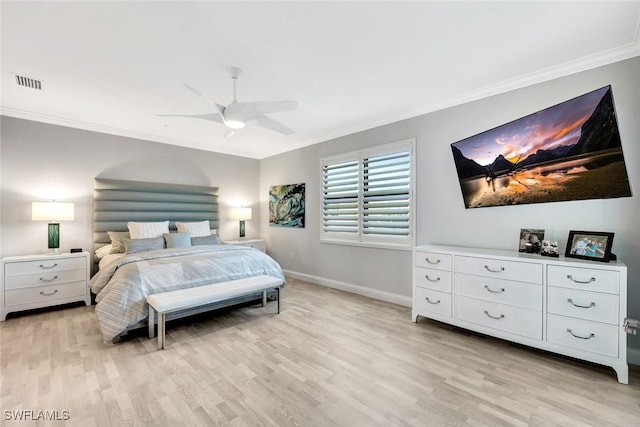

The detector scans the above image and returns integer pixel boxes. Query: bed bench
[146,275,284,350]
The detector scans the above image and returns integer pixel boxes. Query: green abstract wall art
[269,183,305,228]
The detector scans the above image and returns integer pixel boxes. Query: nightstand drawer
[5,281,87,307]
[243,241,266,252]
[5,256,85,275]
[4,268,87,290]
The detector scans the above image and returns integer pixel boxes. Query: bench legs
[158,312,165,350]
[148,306,155,339]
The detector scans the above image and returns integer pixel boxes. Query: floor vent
[15,74,42,90]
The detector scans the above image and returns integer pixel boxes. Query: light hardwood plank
[1,277,639,426]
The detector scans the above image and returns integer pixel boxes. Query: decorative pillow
[191,234,221,246]
[163,232,192,248]
[107,231,131,253]
[127,221,170,239]
[176,220,211,237]
[124,237,165,254]
[95,244,113,259]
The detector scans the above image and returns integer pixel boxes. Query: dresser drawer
[548,287,619,325]
[547,265,618,294]
[414,267,452,293]
[4,268,87,290]
[414,287,452,318]
[455,273,542,311]
[4,256,85,275]
[547,314,618,358]
[455,256,542,284]
[4,281,87,307]
[415,251,451,271]
[455,296,542,339]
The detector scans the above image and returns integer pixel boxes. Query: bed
[90,178,285,342]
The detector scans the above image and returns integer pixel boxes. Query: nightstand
[222,238,266,253]
[1,252,91,321]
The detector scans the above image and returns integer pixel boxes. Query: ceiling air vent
[15,74,42,90]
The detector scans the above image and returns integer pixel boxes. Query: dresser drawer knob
[484,285,505,294]
[39,289,58,296]
[484,310,505,320]
[567,275,595,284]
[567,329,595,340]
[484,265,504,273]
[567,298,596,309]
[39,263,58,269]
[39,276,59,282]
[425,297,441,305]
[425,275,440,282]
[425,258,440,265]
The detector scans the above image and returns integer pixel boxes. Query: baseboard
[628,346,640,366]
[283,270,412,308]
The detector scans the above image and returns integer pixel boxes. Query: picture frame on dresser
[565,230,614,263]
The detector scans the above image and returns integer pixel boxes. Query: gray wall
[260,57,640,353]
[0,117,260,258]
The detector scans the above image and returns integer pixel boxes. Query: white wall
[260,57,640,351]
[0,117,261,257]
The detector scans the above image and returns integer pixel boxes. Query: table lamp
[230,207,252,238]
[32,201,75,254]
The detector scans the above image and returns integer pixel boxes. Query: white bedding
[90,245,285,342]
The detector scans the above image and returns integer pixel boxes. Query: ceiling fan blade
[230,100,297,120]
[181,81,226,115]
[157,113,224,124]
[250,115,295,135]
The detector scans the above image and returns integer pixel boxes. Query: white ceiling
[2,1,640,159]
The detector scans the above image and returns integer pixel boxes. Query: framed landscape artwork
[451,85,632,209]
[269,183,305,228]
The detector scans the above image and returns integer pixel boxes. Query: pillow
[127,221,170,239]
[107,231,130,253]
[124,237,166,254]
[176,220,211,237]
[163,232,192,248]
[191,234,221,246]
[95,244,113,259]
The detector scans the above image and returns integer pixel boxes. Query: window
[321,139,415,248]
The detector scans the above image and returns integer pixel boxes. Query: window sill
[319,238,413,251]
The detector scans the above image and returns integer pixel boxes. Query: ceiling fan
[159,67,297,136]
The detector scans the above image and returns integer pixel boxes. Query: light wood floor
[1,277,639,426]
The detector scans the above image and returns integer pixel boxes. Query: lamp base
[48,223,60,254]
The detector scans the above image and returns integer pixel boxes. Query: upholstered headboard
[93,178,219,253]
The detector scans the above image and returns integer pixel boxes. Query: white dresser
[1,252,91,321]
[413,244,628,383]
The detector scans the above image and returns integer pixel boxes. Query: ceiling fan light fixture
[225,119,245,129]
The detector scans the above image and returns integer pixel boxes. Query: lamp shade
[230,207,252,221]
[32,202,75,221]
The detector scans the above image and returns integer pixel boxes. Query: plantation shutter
[363,150,411,236]
[322,158,359,234]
